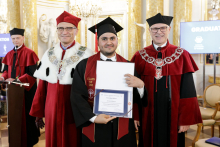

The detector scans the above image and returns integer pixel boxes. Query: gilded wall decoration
[7,0,20,32]
[128,0,142,60]
[22,0,38,55]
[173,0,192,46]
[145,0,164,47]
[76,22,81,44]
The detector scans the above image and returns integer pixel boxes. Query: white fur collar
[34,42,94,85]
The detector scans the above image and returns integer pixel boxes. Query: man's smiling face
[149,23,171,46]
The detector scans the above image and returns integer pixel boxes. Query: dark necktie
[106,59,112,61]
[157,47,161,51]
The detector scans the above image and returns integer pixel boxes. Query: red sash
[83,51,130,142]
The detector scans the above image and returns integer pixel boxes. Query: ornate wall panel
[128,0,142,60]
[173,0,192,46]
[76,22,81,44]
[145,0,164,46]
[22,0,38,55]
[7,0,21,32]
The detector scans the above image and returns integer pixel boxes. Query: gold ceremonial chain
[139,47,184,80]
[139,47,184,67]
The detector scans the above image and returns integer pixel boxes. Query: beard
[102,50,115,57]
[100,44,117,57]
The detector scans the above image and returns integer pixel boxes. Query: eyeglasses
[57,27,77,32]
[150,26,167,33]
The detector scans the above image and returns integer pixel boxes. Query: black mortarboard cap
[9,28,25,36]
[146,13,173,27]
[88,17,123,38]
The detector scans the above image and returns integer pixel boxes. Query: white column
[80,20,85,46]
[168,0,173,44]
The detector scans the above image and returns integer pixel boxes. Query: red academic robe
[2,44,38,89]
[1,44,39,147]
[29,42,81,147]
[131,41,202,147]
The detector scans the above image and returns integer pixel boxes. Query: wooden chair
[199,84,220,136]
[192,121,217,147]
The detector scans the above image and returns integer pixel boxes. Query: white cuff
[89,116,97,123]
[137,86,144,98]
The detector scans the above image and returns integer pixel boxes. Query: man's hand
[94,114,116,124]
[134,120,140,131]
[35,117,45,129]
[5,78,15,82]
[0,77,4,81]
[124,74,144,88]
[178,125,190,133]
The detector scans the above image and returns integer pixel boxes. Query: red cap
[56,11,81,28]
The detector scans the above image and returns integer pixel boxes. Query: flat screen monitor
[180,20,220,54]
[0,33,14,57]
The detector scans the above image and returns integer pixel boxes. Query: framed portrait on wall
[205,53,220,65]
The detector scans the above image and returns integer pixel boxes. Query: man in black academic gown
[0,28,40,147]
[70,17,147,147]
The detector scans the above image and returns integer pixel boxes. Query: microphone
[15,45,21,79]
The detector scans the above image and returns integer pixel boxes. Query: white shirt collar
[61,43,72,50]
[100,52,116,62]
[153,41,167,51]
[15,44,23,50]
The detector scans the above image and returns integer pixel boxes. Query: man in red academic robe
[131,13,202,147]
[29,11,94,147]
[70,17,147,147]
[0,28,40,147]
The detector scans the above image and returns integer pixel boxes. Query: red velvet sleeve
[178,72,202,125]
[29,79,48,118]
[1,70,8,80]
[19,74,36,91]
[178,97,202,126]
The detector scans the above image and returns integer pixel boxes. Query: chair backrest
[203,84,220,108]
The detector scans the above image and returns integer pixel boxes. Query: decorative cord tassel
[155,52,159,92]
[162,51,168,89]
[95,27,98,53]
[166,64,168,88]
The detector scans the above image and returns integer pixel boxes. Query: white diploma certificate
[98,92,124,113]
[93,61,134,118]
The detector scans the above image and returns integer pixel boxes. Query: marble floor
[0,115,219,147]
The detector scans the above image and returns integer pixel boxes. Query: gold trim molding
[145,0,164,47]
[22,0,38,55]
[7,0,20,32]
[128,0,142,60]
[173,0,192,46]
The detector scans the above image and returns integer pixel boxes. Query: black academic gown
[70,58,147,147]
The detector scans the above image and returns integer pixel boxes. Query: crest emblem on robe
[88,89,94,99]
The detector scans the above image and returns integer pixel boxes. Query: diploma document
[93,61,134,118]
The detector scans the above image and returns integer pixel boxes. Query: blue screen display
[0,34,14,57]
[180,20,220,54]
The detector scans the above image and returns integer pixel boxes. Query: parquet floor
[1,114,218,147]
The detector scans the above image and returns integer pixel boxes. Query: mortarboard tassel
[95,27,98,53]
